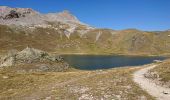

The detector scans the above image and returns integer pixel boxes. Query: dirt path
[133,65,170,100]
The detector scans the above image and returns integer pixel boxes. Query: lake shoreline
[53,52,170,57]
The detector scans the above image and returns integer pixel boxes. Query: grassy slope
[1,25,170,56]
[0,67,154,100]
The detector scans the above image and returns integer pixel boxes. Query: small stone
[8,89,13,91]
[2,76,9,79]
[163,91,168,94]
[44,96,51,100]
[39,65,49,71]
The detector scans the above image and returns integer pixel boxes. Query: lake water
[62,55,166,70]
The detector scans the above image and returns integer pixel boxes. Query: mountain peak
[62,10,71,14]
[58,10,78,21]
[46,10,79,23]
[0,6,81,26]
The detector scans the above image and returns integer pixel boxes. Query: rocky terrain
[1,6,170,56]
[0,47,69,72]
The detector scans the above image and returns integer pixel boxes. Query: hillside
[1,6,170,56]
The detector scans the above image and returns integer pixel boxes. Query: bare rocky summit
[0,6,84,26]
[0,47,69,72]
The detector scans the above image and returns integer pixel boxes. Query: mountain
[1,6,170,56]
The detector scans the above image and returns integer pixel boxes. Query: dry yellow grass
[0,67,154,100]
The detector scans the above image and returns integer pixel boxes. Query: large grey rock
[0,47,69,72]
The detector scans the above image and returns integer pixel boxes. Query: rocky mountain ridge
[0,6,94,39]
[0,6,81,25]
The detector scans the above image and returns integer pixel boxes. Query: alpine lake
[62,55,166,70]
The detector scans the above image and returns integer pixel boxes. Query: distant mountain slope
[0,6,170,56]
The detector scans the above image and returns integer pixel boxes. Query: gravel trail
[133,65,170,100]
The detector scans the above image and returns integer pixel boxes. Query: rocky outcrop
[4,10,20,19]
[0,47,69,72]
